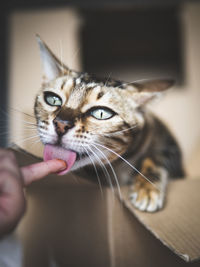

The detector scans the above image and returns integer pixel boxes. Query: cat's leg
[129,158,168,212]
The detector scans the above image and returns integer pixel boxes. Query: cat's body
[35,36,185,212]
[82,114,184,184]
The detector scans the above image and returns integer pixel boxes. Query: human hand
[0,149,67,237]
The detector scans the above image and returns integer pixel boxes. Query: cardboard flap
[122,179,200,262]
[10,146,200,262]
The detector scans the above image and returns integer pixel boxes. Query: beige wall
[9,4,200,175]
[9,8,82,157]
[150,3,200,176]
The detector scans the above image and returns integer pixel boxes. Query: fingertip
[53,159,67,170]
[45,159,67,172]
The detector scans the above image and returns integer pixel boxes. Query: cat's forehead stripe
[61,80,66,90]
[97,92,104,100]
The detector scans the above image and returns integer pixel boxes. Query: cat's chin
[43,144,77,175]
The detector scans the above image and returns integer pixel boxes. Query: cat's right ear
[36,35,69,82]
[129,79,175,106]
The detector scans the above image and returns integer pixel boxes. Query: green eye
[91,107,115,120]
[44,92,62,107]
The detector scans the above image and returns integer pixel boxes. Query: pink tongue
[43,144,77,175]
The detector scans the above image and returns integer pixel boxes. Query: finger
[0,171,25,236]
[20,159,67,186]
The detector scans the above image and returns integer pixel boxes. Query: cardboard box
[11,147,200,267]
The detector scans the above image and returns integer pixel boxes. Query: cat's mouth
[43,144,77,175]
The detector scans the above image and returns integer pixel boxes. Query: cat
[34,36,185,212]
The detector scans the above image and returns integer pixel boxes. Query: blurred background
[0,0,199,176]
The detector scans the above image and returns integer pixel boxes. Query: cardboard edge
[8,143,42,161]
[122,193,193,263]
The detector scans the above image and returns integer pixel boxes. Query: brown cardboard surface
[19,183,110,267]
[121,180,200,262]
[10,146,200,266]
[12,147,111,267]
[107,192,200,267]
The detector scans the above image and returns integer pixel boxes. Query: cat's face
[35,36,173,173]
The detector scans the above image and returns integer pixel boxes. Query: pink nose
[53,118,74,135]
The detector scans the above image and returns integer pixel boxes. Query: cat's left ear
[130,79,175,106]
[36,35,70,82]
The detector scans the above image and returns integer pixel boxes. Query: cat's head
[35,36,174,174]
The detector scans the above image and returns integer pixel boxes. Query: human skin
[0,149,67,237]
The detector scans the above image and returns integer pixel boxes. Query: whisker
[23,126,37,130]
[90,144,122,201]
[23,139,41,150]
[38,129,56,138]
[9,107,35,119]
[86,145,115,195]
[104,72,112,87]
[119,78,152,88]
[13,134,40,145]
[20,121,37,126]
[29,138,42,146]
[0,127,37,138]
[59,39,64,76]
[91,141,162,192]
[89,124,138,136]
[82,145,103,197]
[103,125,138,136]
[0,108,37,127]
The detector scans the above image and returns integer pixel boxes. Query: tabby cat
[35,36,184,212]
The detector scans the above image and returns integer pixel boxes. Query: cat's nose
[53,118,74,135]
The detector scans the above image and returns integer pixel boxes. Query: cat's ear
[36,35,69,82]
[130,79,175,106]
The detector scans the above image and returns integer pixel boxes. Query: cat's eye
[90,107,115,120]
[44,92,62,107]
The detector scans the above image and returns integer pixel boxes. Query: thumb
[20,159,67,186]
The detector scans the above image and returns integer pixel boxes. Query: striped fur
[34,37,185,212]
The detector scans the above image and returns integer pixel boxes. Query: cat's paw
[129,181,164,212]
